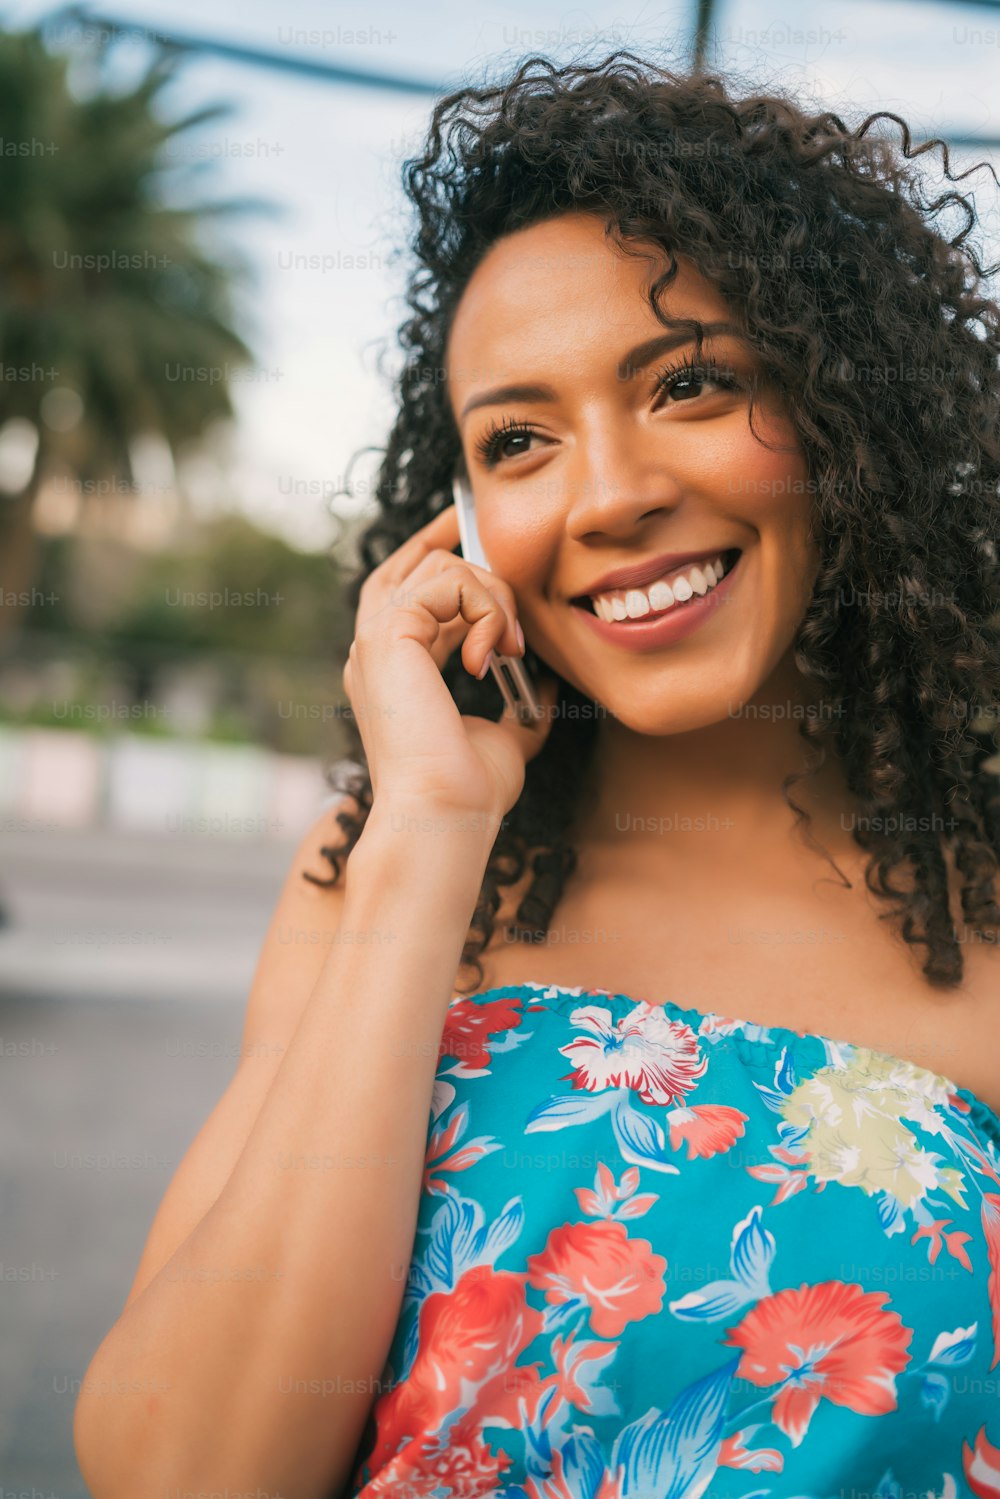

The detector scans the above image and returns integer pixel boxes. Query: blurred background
[0,0,998,1490]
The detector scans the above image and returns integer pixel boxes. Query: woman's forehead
[445,219,735,413]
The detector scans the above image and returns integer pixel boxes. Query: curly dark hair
[304,49,1000,994]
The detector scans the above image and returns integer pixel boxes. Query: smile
[578,548,742,621]
[569,548,744,652]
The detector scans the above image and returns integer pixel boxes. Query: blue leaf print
[423,1190,466,1285]
[919,1371,950,1422]
[729,1205,776,1297]
[753,1083,791,1116]
[422,1188,523,1292]
[669,1278,757,1322]
[612,1095,681,1175]
[488,1025,537,1055]
[670,1206,774,1321]
[452,1190,507,1266]
[877,1191,907,1236]
[927,1323,978,1367]
[398,1259,435,1321]
[609,1355,741,1498]
[752,1045,798,1116]
[524,1089,620,1132]
[774,1044,797,1094]
[553,1427,607,1499]
[399,1315,420,1384]
[522,1406,555,1480]
[774,1118,811,1153]
[483,1195,525,1262]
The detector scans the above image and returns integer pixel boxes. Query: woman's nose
[558,437,685,540]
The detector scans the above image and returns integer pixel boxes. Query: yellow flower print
[780,1050,957,1209]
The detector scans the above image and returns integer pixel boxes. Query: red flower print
[440,993,524,1076]
[667,1103,749,1160]
[984,1193,1000,1370]
[964,1423,1000,1497]
[723,1280,913,1446]
[364,1264,543,1478]
[559,1002,709,1106]
[361,1427,513,1498]
[527,1219,668,1338]
[717,1429,783,1472]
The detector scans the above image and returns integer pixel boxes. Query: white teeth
[647,579,674,611]
[590,553,731,623]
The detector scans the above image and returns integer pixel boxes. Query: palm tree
[0,17,260,636]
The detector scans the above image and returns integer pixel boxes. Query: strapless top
[345,981,1000,1498]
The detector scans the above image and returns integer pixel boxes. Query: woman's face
[445,210,820,735]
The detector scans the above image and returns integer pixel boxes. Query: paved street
[0,825,296,1495]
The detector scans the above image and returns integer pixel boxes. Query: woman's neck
[572,656,862,876]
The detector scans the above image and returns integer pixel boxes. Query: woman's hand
[341,503,558,821]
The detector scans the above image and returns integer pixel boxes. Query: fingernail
[514,621,525,653]
[477,650,493,680]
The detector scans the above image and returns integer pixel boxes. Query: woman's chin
[588,690,758,738]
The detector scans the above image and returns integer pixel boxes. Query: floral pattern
[346,982,1000,1498]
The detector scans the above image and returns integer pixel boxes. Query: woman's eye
[654,360,741,406]
[496,429,534,459]
[666,372,708,400]
[474,418,539,468]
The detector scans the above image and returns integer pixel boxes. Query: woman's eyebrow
[617,322,744,379]
[458,321,744,422]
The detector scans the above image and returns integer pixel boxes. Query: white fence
[0,727,328,841]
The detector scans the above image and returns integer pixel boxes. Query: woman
[75,52,1000,1499]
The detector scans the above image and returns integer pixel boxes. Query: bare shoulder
[960,925,1000,1008]
[941,828,1000,1107]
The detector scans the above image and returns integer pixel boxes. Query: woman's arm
[73,797,496,1499]
[117,798,358,1315]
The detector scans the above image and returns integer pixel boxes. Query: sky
[5,0,1000,552]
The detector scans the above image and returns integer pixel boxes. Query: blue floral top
[346,981,1000,1498]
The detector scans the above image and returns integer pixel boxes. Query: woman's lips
[569,549,743,653]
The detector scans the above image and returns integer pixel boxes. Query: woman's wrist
[345,798,500,908]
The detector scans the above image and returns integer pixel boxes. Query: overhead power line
[43,2,1000,150]
[49,5,448,93]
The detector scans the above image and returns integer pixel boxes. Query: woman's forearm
[74,803,498,1499]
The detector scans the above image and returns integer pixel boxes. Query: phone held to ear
[452,469,547,727]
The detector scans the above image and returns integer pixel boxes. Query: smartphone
[451,468,546,726]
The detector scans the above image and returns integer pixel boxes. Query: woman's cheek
[480,514,558,596]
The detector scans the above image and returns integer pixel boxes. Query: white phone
[451,468,546,726]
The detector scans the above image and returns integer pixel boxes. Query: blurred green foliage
[0,15,265,629]
[6,515,356,755]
